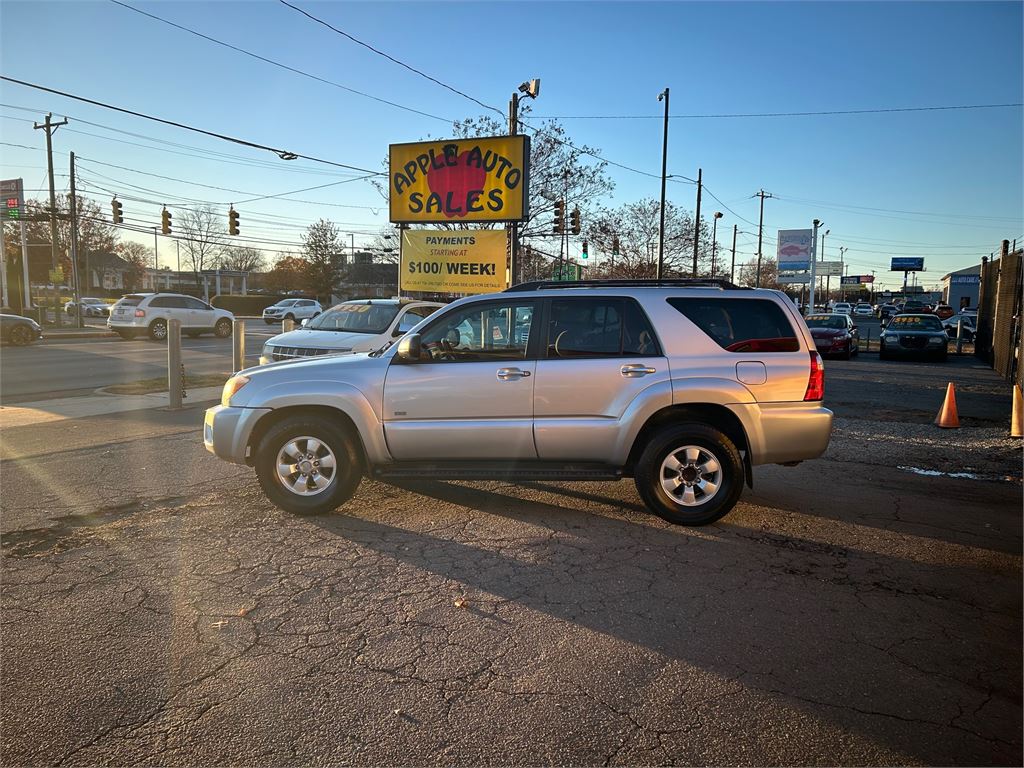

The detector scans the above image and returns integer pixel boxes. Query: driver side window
[417,301,534,362]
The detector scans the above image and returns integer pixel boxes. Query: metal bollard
[282,318,295,333]
[167,319,183,409]
[232,318,246,372]
[955,316,964,355]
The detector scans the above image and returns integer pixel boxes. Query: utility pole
[730,224,738,284]
[754,189,773,287]
[34,112,68,327]
[808,219,822,311]
[657,87,669,280]
[691,168,703,277]
[69,152,83,328]
[176,239,181,292]
[508,90,519,286]
[153,227,160,290]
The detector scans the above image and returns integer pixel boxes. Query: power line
[277,0,501,118]
[773,193,1022,222]
[108,0,453,125]
[0,76,386,174]
[529,103,1024,120]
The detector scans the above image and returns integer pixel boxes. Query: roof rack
[505,278,747,293]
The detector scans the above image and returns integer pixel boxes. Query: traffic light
[581,239,589,259]
[228,207,240,236]
[161,207,172,235]
[553,199,565,234]
[570,207,581,235]
[111,198,123,224]
[612,236,620,255]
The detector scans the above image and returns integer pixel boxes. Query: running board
[372,462,623,482]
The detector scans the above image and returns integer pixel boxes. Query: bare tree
[736,258,783,290]
[177,206,226,286]
[219,246,266,273]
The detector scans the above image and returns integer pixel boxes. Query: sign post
[1,178,26,311]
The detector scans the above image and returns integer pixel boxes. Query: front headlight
[262,343,273,359]
[221,375,250,406]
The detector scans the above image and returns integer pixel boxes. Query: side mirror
[396,333,421,362]
[301,318,309,327]
[851,324,858,330]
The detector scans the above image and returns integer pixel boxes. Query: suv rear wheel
[634,423,744,526]
[214,318,232,338]
[148,318,168,341]
[254,416,362,515]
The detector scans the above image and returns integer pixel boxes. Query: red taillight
[134,309,146,318]
[804,351,824,401]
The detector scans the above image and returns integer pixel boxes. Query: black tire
[285,313,295,322]
[8,324,34,346]
[254,416,363,515]
[214,318,232,338]
[935,351,948,363]
[841,342,852,360]
[633,423,744,526]
[116,330,136,340]
[148,319,168,341]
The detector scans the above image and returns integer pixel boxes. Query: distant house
[84,251,131,291]
[941,264,981,310]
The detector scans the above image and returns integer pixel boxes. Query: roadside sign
[777,229,813,260]
[950,274,980,285]
[778,260,810,271]
[389,135,530,224]
[777,273,811,284]
[841,274,875,284]
[552,263,582,281]
[1,178,24,220]
[400,229,507,294]
[818,261,844,276]
[891,257,924,271]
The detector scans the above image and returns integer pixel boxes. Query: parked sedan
[877,303,898,324]
[804,313,860,359]
[832,302,852,316]
[0,313,43,346]
[64,297,110,317]
[879,314,949,362]
[852,303,874,317]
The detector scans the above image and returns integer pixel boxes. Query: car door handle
[496,367,531,381]
[621,364,656,377]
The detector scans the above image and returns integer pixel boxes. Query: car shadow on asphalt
[306,479,1021,766]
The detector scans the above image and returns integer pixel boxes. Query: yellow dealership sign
[389,135,530,224]
[401,230,508,294]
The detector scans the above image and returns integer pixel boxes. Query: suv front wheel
[254,416,362,515]
[634,423,744,526]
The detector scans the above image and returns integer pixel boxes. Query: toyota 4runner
[204,280,833,526]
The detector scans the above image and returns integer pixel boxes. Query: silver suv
[204,280,833,526]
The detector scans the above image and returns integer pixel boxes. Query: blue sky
[1,0,1021,290]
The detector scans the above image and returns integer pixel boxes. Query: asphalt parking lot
[1,353,1021,765]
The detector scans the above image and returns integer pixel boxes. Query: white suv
[108,293,234,340]
[262,298,323,324]
[260,299,443,365]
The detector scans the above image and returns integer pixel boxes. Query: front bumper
[204,404,272,464]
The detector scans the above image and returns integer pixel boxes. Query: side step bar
[372,462,624,482]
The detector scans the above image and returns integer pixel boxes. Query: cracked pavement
[1,357,1021,765]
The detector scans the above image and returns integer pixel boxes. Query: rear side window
[667,297,800,353]
[149,296,189,309]
[547,298,660,358]
[118,295,145,307]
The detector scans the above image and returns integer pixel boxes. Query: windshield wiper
[368,340,395,357]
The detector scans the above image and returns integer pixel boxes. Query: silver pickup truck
[204,280,832,526]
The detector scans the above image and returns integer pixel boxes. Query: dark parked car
[877,303,898,324]
[0,313,43,346]
[932,303,955,320]
[879,314,948,362]
[804,313,860,359]
[941,314,976,342]
[901,300,928,313]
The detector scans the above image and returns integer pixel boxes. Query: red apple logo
[427,149,488,218]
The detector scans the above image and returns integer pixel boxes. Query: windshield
[305,303,400,333]
[805,315,848,330]
[890,315,942,330]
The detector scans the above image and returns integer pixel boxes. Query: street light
[820,228,830,304]
[711,212,723,278]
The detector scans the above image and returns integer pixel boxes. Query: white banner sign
[777,273,811,284]
[818,261,844,276]
[777,229,813,261]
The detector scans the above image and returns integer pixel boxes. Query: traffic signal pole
[508,91,519,287]
[69,152,83,328]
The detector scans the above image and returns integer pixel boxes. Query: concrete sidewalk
[0,386,223,427]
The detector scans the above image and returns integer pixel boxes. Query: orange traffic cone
[1011,384,1023,438]
[935,382,960,429]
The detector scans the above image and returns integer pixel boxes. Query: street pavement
[0,323,280,403]
[0,354,1020,765]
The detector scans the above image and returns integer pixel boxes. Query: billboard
[818,261,844,277]
[777,273,811,284]
[400,230,507,294]
[777,229,813,260]
[891,257,924,271]
[840,276,861,285]
[389,135,530,224]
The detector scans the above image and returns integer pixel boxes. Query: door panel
[383,361,536,459]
